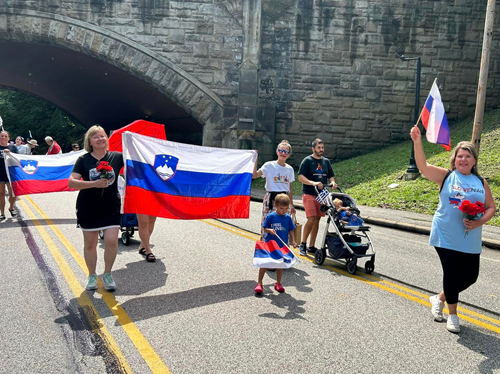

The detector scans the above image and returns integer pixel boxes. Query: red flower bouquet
[458,200,486,237]
[96,161,113,196]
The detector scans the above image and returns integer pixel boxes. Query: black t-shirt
[298,155,335,196]
[72,151,124,211]
[0,144,19,181]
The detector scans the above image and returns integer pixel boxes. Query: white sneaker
[429,295,444,322]
[446,314,460,333]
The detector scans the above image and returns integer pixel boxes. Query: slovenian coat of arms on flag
[253,240,299,269]
[420,80,451,151]
[121,131,256,220]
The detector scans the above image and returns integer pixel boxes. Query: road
[1,191,499,374]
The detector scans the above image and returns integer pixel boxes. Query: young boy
[333,198,364,226]
[255,194,297,294]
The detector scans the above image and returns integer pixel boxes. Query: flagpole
[274,235,300,261]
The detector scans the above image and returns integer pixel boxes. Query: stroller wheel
[121,232,130,246]
[315,248,326,265]
[365,260,375,274]
[346,259,357,275]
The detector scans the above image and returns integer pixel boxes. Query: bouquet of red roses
[96,161,113,196]
[458,200,486,237]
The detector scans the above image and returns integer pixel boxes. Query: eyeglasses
[277,149,290,155]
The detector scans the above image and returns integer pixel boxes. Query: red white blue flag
[420,81,451,151]
[122,132,256,219]
[253,240,298,269]
[4,151,86,196]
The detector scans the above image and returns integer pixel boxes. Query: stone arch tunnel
[0,40,204,144]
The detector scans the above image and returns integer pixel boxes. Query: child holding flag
[254,194,297,294]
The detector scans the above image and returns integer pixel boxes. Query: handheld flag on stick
[0,116,3,131]
[253,238,299,269]
[29,130,32,138]
[316,188,330,205]
[418,79,451,151]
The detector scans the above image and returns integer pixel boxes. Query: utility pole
[472,0,495,155]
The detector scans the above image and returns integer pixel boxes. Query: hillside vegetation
[252,109,500,226]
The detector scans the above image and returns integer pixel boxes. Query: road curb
[250,195,500,250]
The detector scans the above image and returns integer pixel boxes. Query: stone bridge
[0,0,498,164]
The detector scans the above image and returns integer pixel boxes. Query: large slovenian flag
[253,240,298,269]
[420,81,451,151]
[4,150,86,196]
[122,132,256,219]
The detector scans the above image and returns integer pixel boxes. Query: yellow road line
[204,219,500,334]
[19,200,133,374]
[24,196,172,374]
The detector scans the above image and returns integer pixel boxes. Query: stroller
[314,187,375,275]
[98,213,139,246]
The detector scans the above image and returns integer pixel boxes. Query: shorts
[303,194,325,218]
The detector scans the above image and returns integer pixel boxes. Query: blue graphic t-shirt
[429,170,485,254]
[263,211,296,246]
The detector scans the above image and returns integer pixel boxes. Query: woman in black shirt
[69,125,124,292]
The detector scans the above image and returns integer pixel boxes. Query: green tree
[0,89,87,153]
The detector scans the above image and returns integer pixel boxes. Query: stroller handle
[314,185,344,194]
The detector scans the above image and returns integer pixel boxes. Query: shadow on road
[112,260,168,296]
[457,325,500,374]
[113,280,256,325]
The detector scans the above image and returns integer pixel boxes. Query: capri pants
[435,246,480,305]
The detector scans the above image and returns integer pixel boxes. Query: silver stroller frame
[314,187,376,275]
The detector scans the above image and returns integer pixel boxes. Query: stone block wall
[259,0,500,165]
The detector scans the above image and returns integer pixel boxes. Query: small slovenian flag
[420,81,451,151]
[253,240,298,269]
[316,188,330,205]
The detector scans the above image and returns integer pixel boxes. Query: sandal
[8,209,16,217]
[145,253,156,262]
[138,248,146,256]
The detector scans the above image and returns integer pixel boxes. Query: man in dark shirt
[298,138,337,256]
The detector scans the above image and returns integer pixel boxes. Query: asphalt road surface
[1,192,499,374]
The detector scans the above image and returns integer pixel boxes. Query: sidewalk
[250,188,500,250]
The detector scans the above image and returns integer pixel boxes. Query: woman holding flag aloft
[410,121,495,332]
[68,125,124,292]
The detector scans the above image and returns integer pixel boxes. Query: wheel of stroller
[121,232,130,246]
[98,230,104,240]
[347,259,357,275]
[315,248,326,265]
[365,260,375,274]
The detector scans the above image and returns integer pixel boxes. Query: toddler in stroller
[333,198,364,227]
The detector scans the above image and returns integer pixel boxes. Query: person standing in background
[45,136,62,155]
[26,139,38,155]
[15,136,29,155]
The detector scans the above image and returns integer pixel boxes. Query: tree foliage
[0,88,87,153]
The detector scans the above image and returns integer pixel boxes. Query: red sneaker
[274,283,285,293]
[254,284,263,294]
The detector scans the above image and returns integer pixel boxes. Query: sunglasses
[277,149,290,155]
[73,146,80,149]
